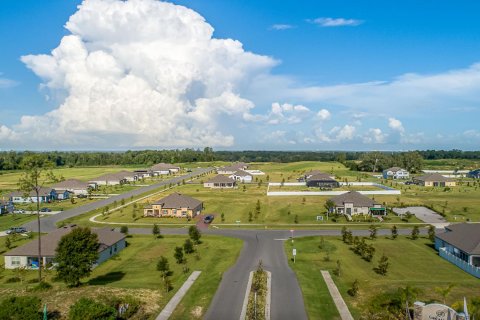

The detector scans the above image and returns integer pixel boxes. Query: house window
[11,257,21,266]
[163,209,168,214]
[114,244,117,252]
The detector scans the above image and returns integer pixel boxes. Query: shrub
[0,296,41,320]
[68,298,116,320]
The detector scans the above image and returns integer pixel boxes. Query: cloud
[3,0,278,149]
[270,24,295,31]
[245,102,311,125]
[363,128,387,144]
[317,109,331,120]
[330,124,356,141]
[309,17,363,27]
[0,74,18,88]
[388,117,405,132]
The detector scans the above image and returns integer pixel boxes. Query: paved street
[21,167,213,233]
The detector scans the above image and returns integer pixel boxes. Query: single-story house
[304,170,335,180]
[217,162,249,175]
[52,179,93,195]
[144,193,203,218]
[117,171,139,182]
[467,169,480,179]
[306,173,340,188]
[55,189,72,200]
[330,191,386,216]
[435,223,480,278]
[9,188,57,204]
[382,167,410,179]
[3,225,126,269]
[229,170,253,183]
[413,173,456,187]
[134,169,155,178]
[89,172,127,186]
[151,163,180,175]
[204,175,237,188]
[0,200,14,214]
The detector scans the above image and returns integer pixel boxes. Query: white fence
[267,181,400,196]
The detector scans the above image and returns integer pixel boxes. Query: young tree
[369,224,378,240]
[174,246,184,264]
[294,214,299,224]
[5,236,11,250]
[375,254,389,275]
[157,256,170,281]
[411,226,420,240]
[55,227,100,287]
[152,223,160,239]
[188,225,201,244]
[183,239,194,254]
[347,279,359,297]
[434,284,455,305]
[428,225,436,242]
[248,211,253,222]
[333,260,342,277]
[120,225,129,235]
[324,199,335,214]
[221,212,225,222]
[391,225,398,239]
[341,226,348,242]
[18,154,55,283]
[255,200,261,219]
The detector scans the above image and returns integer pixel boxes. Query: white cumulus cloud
[388,117,405,132]
[363,128,387,144]
[317,109,331,120]
[3,0,278,149]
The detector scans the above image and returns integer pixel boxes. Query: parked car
[405,181,414,185]
[203,214,214,224]
[6,227,27,234]
[40,208,52,212]
[77,194,87,199]
[13,209,26,214]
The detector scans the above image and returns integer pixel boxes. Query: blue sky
[0,0,480,150]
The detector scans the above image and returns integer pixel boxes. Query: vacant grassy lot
[0,213,39,232]
[0,234,242,319]
[286,235,480,319]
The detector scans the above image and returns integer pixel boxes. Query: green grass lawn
[0,213,38,232]
[0,234,242,319]
[286,235,480,319]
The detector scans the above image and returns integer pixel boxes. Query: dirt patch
[190,305,203,318]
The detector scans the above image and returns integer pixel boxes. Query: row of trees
[2,149,478,171]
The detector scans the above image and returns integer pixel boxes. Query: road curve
[22,167,213,233]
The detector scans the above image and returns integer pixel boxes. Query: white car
[13,209,26,214]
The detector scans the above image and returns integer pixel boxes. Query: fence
[439,247,480,278]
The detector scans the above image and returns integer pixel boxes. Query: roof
[384,167,406,172]
[151,163,180,171]
[4,226,126,257]
[206,175,236,184]
[218,162,249,172]
[9,187,54,198]
[331,191,377,207]
[306,173,337,182]
[436,223,480,255]
[152,193,202,209]
[52,179,90,190]
[414,173,455,182]
[232,170,252,177]
[89,172,128,182]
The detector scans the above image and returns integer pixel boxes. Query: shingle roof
[384,167,405,172]
[152,193,202,209]
[306,173,337,182]
[206,175,236,184]
[4,226,126,257]
[218,162,248,172]
[89,172,128,182]
[232,170,252,177]
[331,191,376,207]
[52,179,89,190]
[436,223,480,255]
[414,173,455,182]
[9,187,54,198]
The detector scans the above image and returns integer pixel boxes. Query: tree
[435,284,455,305]
[411,226,420,240]
[341,226,348,242]
[375,254,389,275]
[183,239,194,254]
[428,225,436,242]
[255,200,261,219]
[68,298,116,320]
[4,236,11,250]
[55,227,100,287]
[333,260,342,277]
[188,225,201,244]
[347,279,359,297]
[221,212,225,222]
[120,226,129,235]
[17,154,54,282]
[324,199,335,214]
[0,296,42,320]
[152,223,160,239]
[174,246,184,264]
[391,225,398,239]
[157,256,170,280]
[294,214,299,224]
[369,224,378,240]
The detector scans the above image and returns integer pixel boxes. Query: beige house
[413,173,456,187]
[204,175,236,188]
[151,163,180,175]
[144,193,203,218]
[330,191,386,216]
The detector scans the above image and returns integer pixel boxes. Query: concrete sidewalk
[156,271,201,320]
[321,270,354,320]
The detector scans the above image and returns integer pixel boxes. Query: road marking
[274,238,289,241]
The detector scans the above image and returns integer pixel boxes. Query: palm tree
[434,284,455,305]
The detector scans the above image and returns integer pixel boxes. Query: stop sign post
[290,229,294,243]
[293,248,297,263]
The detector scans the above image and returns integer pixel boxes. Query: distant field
[423,159,480,170]
[287,236,480,319]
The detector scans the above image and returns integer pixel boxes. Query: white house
[151,163,180,175]
[382,167,410,179]
[229,170,253,183]
[9,188,57,204]
[89,172,127,186]
[4,226,126,269]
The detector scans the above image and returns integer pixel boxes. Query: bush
[100,295,143,320]
[0,296,41,320]
[68,298,116,320]
[31,281,52,292]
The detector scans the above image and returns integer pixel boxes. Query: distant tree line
[0,148,479,171]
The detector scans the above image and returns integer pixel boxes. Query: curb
[239,271,254,320]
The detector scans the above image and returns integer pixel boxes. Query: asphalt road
[128,227,426,320]
[22,167,213,233]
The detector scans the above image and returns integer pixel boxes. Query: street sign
[293,248,297,263]
[316,215,323,221]
[293,249,297,256]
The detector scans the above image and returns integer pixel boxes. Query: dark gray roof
[436,223,480,255]
[232,170,252,177]
[306,173,337,182]
[206,175,236,184]
[384,167,405,172]
[414,173,455,182]
[52,179,89,190]
[4,226,125,257]
[89,172,127,182]
[152,193,202,209]
[331,191,376,207]
[9,187,54,198]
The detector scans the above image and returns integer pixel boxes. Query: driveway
[392,206,448,225]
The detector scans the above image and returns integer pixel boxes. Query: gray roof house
[229,170,253,183]
[435,223,480,278]
[151,163,180,174]
[144,193,203,218]
[217,162,249,174]
[204,175,236,188]
[4,225,126,269]
[89,172,128,185]
[52,179,92,195]
[330,191,385,216]
[306,173,339,189]
[9,187,57,203]
[413,173,456,187]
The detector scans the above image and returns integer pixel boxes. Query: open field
[0,213,39,231]
[0,234,242,319]
[423,159,480,170]
[286,235,480,319]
